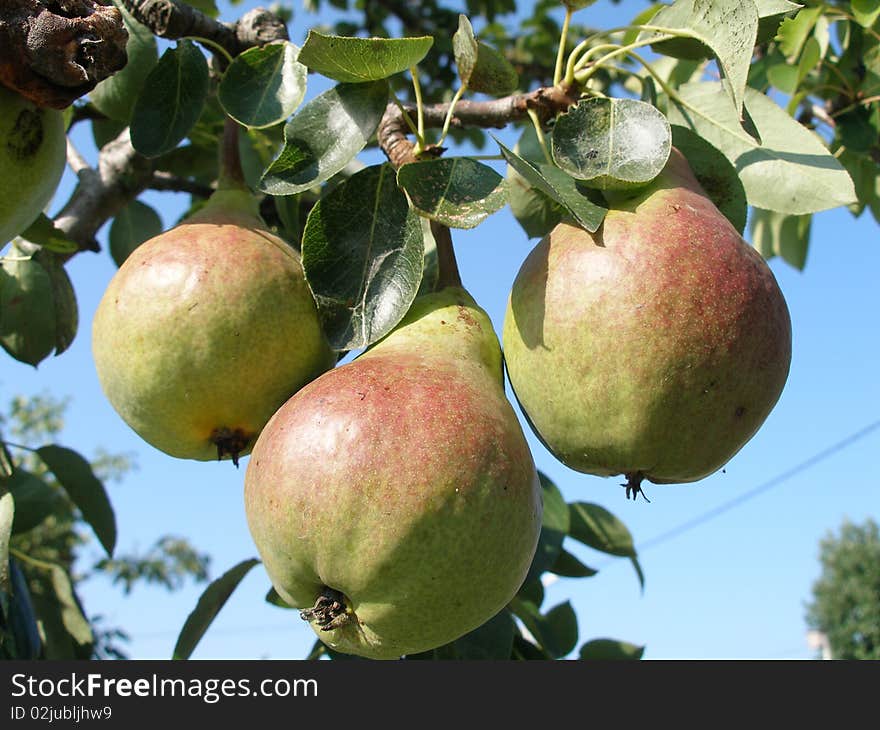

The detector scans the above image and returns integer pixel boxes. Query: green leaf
[645,0,759,114]
[416,217,439,297]
[550,548,598,578]
[109,200,163,267]
[766,57,799,94]
[30,563,93,658]
[552,97,671,190]
[0,245,78,362]
[511,633,551,660]
[452,16,517,94]
[777,5,822,61]
[265,587,294,608]
[671,125,747,233]
[755,0,802,44]
[89,3,158,123]
[3,560,42,659]
[668,81,857,214]
[238,126,285,190]
[852,0,880,28]
[496,138,606,233]
[7,469,65,535]
[749,207,812,270]
[298,31,433,83]
[19,214,78,255]
[510,598,578,658]
[505,126,563,239]
[526,472,569,583]
[302,164,424,351]
[837,149,880,219]
[452,609,516,659]
[154,144,218,186]
[453,15,479,87]
[797,36,822,83]
[37,446,116,558]
[0,244,56,366]
[631,555,646,593]
[469,42,519,95]
[579,638,645,660]
[397,158,506,229]
[36,251,77,358]
[516,575,545,608]
[173,558,260,660]
[130,40,210,158]
[540,601,579,658]
[219,41,307,129]
[569,502,636,557]
[259,81,389,196]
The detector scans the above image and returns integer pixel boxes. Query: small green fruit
[503,149,792,493]
[245,287,542,659]
[0,86,66,245]
[92,189,335,463]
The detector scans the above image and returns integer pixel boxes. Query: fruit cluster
[87,146,791,659]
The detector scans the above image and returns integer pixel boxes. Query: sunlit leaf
[298,31,432,83]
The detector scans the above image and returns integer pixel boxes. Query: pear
[92,188,335,463]
[503,148,792,494]
[245,287,542,659]
[0,85,66,246]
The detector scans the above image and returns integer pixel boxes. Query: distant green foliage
[805,518,880,660]
[0,394,210,659]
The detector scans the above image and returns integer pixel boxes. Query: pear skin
[0,86,66,246]
[503,148,792,487]
[92,189,335,462]
[245,287,542,659]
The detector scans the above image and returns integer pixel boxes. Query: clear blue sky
[2,0,878,660]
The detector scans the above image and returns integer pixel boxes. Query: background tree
[805,518,880,660]
[0,393,209,659]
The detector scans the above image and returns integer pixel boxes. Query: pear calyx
[300,588,355,632]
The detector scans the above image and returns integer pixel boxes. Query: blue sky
[2,0,878,660]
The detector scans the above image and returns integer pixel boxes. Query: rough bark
[0,0,128,109]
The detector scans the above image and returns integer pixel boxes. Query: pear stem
[218,117,247,191]
[432,221,462,289]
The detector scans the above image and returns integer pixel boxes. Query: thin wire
[631,418,880,558]
[128,419,880,641]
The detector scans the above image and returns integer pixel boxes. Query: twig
[377,83,579,167]
[119,1,288,58]
[54,129,154,256]
[149,172,214,198]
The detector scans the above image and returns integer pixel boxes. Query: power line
[634,417,880,556]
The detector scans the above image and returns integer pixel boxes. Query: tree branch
[149,172,213,198]
[54,129,154,255]
[377,83,579,167]
[119,1,288,58]
[45,3,289,261]
[376,82,578,289]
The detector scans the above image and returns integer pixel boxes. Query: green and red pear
[92,188,335,463]
[245,287,542,659]
[0,85,66,246]
[503,148,792,494]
